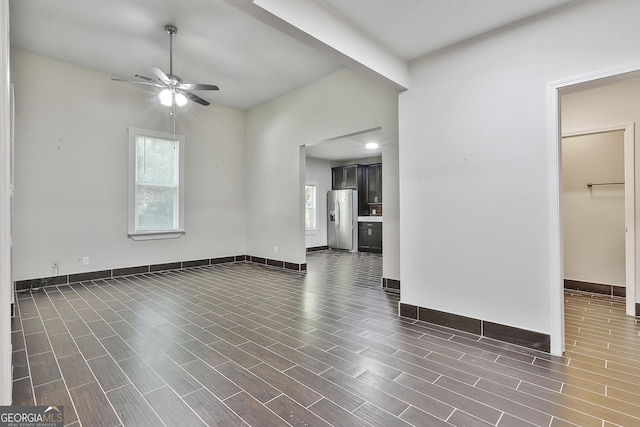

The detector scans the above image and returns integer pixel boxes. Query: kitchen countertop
[357,216,383,222]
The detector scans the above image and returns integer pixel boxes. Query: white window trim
[305,181,319,234]
[128,127,185,241]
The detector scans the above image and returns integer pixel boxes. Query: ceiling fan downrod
[165,25,177,77]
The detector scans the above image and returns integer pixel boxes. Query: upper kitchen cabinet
[332,165,363,190]
[366,163,382,204]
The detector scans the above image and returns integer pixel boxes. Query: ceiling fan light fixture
[159,89,173,106]
[175,92,187,107]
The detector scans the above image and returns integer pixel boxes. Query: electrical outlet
[82,257,89,265]
[274,246,278,254]
[52,261,59,269]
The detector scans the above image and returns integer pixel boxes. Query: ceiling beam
[223,0,409,91]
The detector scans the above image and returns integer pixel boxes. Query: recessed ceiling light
[365,142,379,150]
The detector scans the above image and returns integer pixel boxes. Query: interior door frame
[561,125,635,317]
[548,62,640,356]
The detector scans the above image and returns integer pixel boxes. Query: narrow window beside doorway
[128,127,185,240]
[305,183,317,232]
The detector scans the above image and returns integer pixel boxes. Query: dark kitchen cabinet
[358,222,382,253]
[332,165,367,215]
[332,165,362,190]
[366,163,382,204]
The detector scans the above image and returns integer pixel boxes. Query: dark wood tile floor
[11,251,640,426]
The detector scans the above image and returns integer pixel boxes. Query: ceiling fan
[112,25,219,107]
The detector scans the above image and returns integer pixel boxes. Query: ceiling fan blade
[178,83,219,91]
[133,73,154,82]
[181,90,210,106]
[111,78,164,88]
[151,67,171,84]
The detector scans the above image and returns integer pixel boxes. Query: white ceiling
[305,127,382,161]
[317,0,575,60]
[9,0,344,110]
[9,0,576,158]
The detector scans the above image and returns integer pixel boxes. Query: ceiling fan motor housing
[167,74,182,85]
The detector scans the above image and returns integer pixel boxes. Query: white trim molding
[0,0,12,405]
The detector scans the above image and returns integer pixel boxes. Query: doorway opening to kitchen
[304,127,383,255]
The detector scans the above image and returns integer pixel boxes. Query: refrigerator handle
[336,201,340,228]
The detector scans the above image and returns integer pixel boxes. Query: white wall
[11,50,247,281]
[304,156,331,248]
[245,67,399,279]
[399,0,640,352]
[562,131,625,286]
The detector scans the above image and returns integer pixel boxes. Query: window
[305,183,317,231]
[128,127,185,240]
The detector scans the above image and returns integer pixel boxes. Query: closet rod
[586,182,624,188]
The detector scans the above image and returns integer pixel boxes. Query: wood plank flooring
[11,251,640,426]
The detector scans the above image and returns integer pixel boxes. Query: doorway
[549,65,640,355]
[303,127,383,253]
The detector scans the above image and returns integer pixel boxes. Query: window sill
[306,229,319,235]
[128,231,185,241]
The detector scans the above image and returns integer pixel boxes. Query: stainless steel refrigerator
[327,189,358,252]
